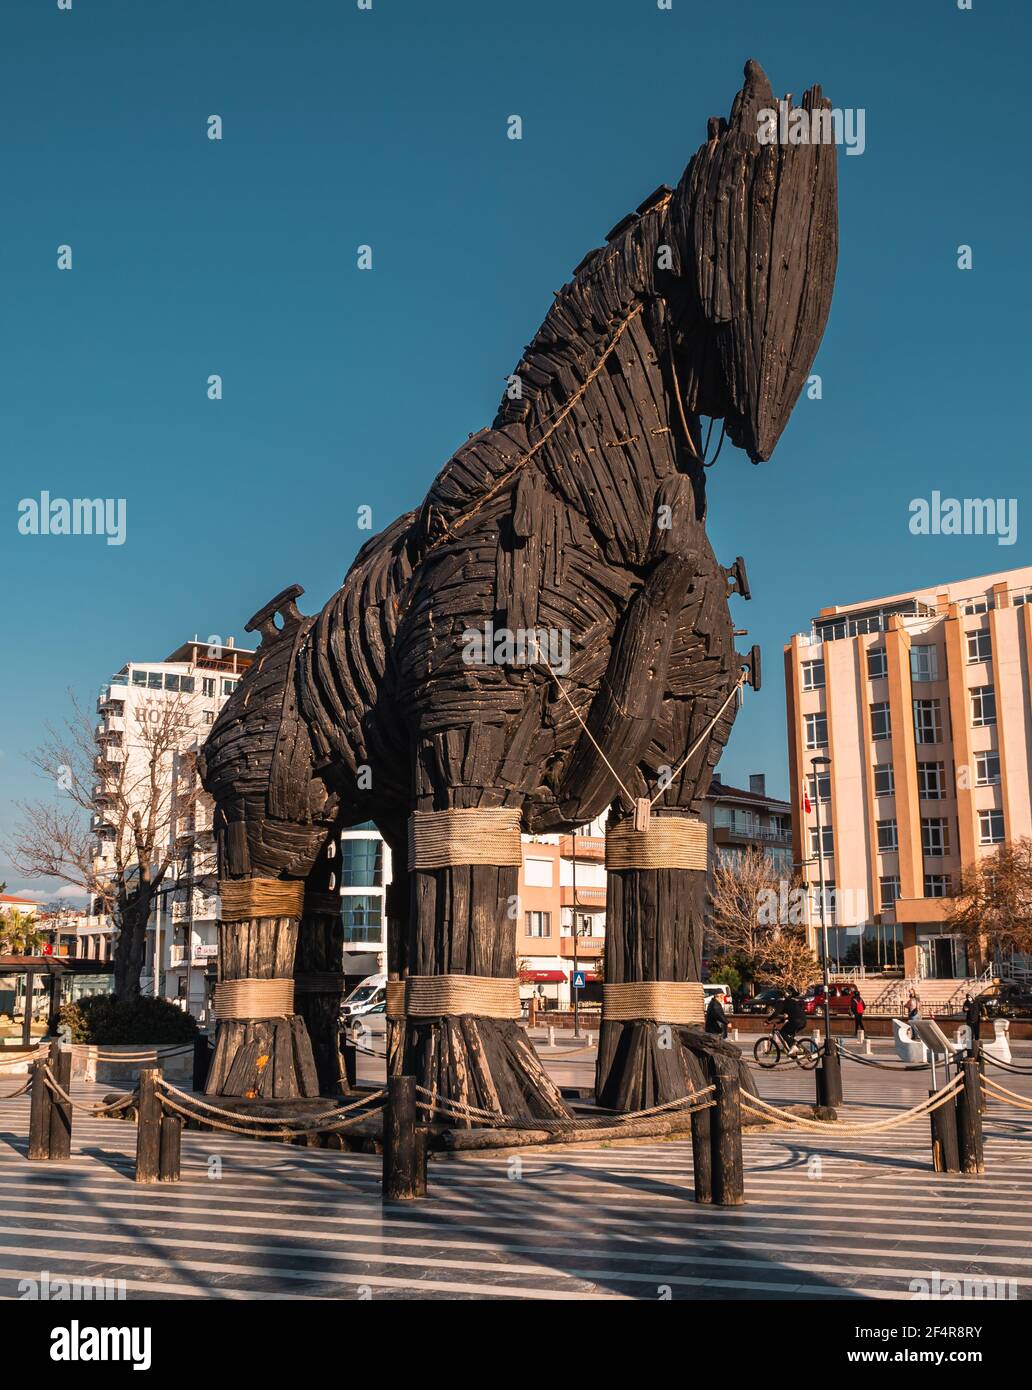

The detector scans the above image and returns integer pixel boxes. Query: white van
[340,972,387,1021]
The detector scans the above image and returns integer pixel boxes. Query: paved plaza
[0,1043,1028,1301]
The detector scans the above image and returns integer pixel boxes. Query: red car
[803,983,859,1016]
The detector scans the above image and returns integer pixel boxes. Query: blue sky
[1,0,1028,895]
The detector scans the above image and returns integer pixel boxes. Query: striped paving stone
[0,1060,1027,1301]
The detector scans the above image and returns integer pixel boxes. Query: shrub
[58,994,199,1045]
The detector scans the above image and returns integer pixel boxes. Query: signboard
[191,944,219,965]
[910,1017,956,1057]
[571,970,587,989]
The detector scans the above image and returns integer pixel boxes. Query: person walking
[705,990,728,1039]
[964,991,982,1045]
[850,986,866,1042]
[905,989,920,1023]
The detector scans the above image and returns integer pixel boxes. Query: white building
[93,637,254,1020]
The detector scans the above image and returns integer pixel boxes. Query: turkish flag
[801,781,812,815]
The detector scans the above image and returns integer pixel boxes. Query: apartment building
[93,637,254,1019]
[785,567,1032,981]
[702,773,793,874]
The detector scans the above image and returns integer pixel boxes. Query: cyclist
[771,988,808,1057]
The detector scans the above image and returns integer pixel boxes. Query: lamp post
[810,754,842,1106]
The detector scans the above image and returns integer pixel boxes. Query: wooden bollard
[158,1116,182,1182]
[930,1085,961,1174]
[27,1060,54,1161]
[192,1036,212,1091]
[956,1057,985,1175]
[690,1097,713,1203]
[47,1040,73,1162]
[341,1033,357,1089]
[135,1068,163,1183]
[382,1075,427,1201]
[710,1064,745,1207]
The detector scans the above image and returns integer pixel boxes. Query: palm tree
[0,909,45,955]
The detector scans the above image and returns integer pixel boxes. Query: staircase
[867,971,995,1017]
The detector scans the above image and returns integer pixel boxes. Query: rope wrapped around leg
[602,981,705,1025]
[605,817,707,870]
[408,808,523,869]
[218,878,305,921]
[214,978,295,1019]
[387,975,521,1020]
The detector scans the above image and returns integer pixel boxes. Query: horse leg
[293,833,347,1096]
[401,794,569,1124]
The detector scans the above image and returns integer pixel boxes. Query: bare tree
[947,838,1032,965]
[6,690,199,1000]
[707,849,817,991]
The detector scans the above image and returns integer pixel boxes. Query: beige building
[786,566,1032,983]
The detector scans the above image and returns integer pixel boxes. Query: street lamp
[809,753,842,1105]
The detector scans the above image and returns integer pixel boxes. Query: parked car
[737,988,784,1016]
[340,973,387,1021]
[802,982,857,1016]
[983,983,1032,1019]
[703,982,734,1014]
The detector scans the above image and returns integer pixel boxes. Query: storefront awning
[520,970,567,983]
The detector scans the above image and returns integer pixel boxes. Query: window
[917,761,946,799]
[203,710,214,724]
[147,672,162,690]
[810,826,834,858]
[962,597,992,615]
[132,670,147,687]
[867,648,888,680]
[971,686,996,726]
[979,810,1005,844]
[976,751,1001,786]
[524,857,554,888]
[202,678,216,697]
[340,838,383,887]
[525,910,551,938]
[341,895,383,943]
[807,771,831,803]
[876,819,898,852]
[804,713,828,749]
[967,629,991,663]
[880,875,901,907]
[801,659,825,691]
[910,645,938,682]
[870,702,891,741]
[924,874,950,898]
[873,764,895,797]
[811,880,836,921]
[921,818,950,857]
[913,698,943,744]
[1013,591,1032,607]
[222,679,239,696]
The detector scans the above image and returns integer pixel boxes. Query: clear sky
[2,0,1029,897]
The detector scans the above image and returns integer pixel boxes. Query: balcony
[713,824,791,846]
[169,944,189,967]
[559,936,604,959]
[560,885,606,908]
[559,835,606,862]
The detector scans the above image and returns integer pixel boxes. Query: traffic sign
[571,970,587,989]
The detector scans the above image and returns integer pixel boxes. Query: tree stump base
[405,1014,571,1124]
[205,1015,321,1099]
[596,1020,754,1112]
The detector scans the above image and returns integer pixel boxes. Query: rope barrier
[740,1075,965,1136]
[156,1088,387,1138]
[982,1052,1032,1076]
[0,1078,33,1100]
[980,1076,1032,1111]
[837,1049,932,1073]
[0,1046,46,1070]
[41,1067,138,1116]
[415,1084,715,1132]
[154,1078,386,1133]
[90,1044,195,1062]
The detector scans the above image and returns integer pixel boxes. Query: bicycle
[752,1024,820,1070]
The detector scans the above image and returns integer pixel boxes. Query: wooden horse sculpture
[199,60,838,1118]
